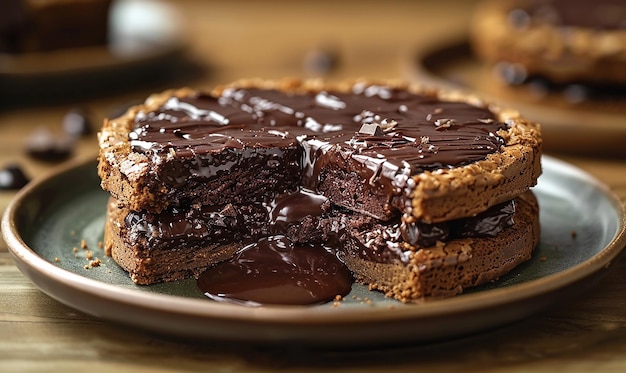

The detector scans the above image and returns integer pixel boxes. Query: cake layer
[98,80,542,223]
[104,197,258,284]
[342,191,539,301]
[104,188,538,302]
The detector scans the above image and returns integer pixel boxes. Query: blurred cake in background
[0,0,112,53]
[470,0,626,88]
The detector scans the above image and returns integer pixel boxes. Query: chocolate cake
[470,0,626,86]
[98,79,542,303]
[0,0,112,54]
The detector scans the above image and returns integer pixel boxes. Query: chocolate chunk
[62,108,93,137]
[25,128,74,161]
[0,163,30,190]
[358,123,385,136]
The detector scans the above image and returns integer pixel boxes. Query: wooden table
[1,1,626,371]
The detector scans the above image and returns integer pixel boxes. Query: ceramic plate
[410,40,626,157]
[2,156,625,346]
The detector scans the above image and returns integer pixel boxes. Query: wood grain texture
[1,0,625,371]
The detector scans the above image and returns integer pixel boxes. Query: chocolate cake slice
[98,79,542,303]
[99,80,541,222]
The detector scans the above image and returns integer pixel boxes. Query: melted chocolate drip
[196,235,353,306]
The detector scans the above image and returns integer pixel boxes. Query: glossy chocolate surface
[130,84,506,215]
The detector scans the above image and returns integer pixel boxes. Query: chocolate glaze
[196,235,353,306]
[220,86,505,195]
[131,84,506,217]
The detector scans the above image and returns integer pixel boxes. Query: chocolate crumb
[89,259,101,267]
[571,230,577,239]
[84,265,90,270]
[434,118,456,130]
[81,240,88,249]
[378,119,398,133]
[220,204,238,217]
[104,242,112,256]
[332,296,343,307]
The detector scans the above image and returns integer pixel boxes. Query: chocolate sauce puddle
[197,189,352,306]
[193,188,517,306]
[197,235,353,306]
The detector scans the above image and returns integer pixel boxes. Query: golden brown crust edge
[98,79,542,223]
[98,87,198,213]
[104,197,244,284]
[345,191,540,302]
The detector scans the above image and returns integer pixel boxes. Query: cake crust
[98,79,542,223]
[344,191,540,302]
[104,197,247,284]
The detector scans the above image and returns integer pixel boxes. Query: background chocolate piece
[24,127,74,162]
[0,163,30,190]
[62,108,93,137]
